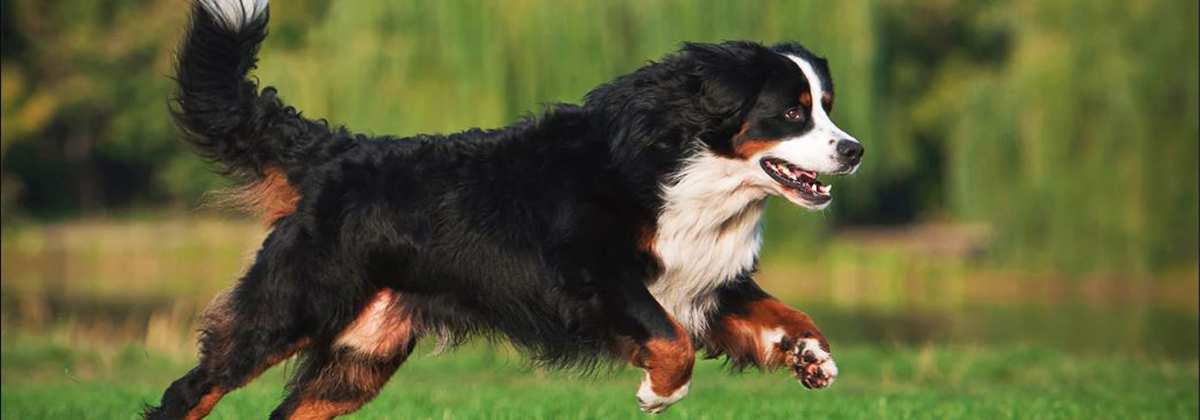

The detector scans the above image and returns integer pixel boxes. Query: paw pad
[787,338,837,389]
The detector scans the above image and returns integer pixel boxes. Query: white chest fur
[648,152,769,336]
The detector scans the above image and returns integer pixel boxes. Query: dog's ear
[682,41,775,150]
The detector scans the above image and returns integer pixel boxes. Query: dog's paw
[787,338,838,389]
[635,372,689,414]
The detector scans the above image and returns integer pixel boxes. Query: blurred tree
[2,0,195,216]
[0,0,1195,275]
[940,0,1200,274]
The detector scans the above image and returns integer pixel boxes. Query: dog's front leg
[605,279,695,414]
[702,279,838,389]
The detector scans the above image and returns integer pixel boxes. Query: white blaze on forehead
[752,54,859,176]
[782,54,851,142]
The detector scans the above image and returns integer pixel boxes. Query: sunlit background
[2,1,1197,418]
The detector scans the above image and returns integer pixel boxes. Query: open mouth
[760,158,831,205]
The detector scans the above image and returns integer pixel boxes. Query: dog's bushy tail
[175,0,356,223]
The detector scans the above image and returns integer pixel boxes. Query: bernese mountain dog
[145,0,863,418]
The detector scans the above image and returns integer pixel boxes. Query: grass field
[2,333,1196,420]
[3,219,1196,419]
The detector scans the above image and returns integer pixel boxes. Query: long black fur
[148,2,840,418]
[172,4,357,185]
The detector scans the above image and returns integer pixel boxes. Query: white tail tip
[198,0,268,30]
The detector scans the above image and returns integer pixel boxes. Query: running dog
[145,0,862,418]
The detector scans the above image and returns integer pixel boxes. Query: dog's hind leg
[269,289,418,420]
[144,221,326,420]
[142,269,314,420]
[142,285,312,419]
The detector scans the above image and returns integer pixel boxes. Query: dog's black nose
[835,140,864,164]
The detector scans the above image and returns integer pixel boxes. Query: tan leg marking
[705,298,838,388]
[178,288,311,420]
[177,338,311,420]
[707,298,827,367]
[286,400,361,420]
[279,290,418,420]
[632,320,694,413]
[180,386,225,420]
[334,289,413,357]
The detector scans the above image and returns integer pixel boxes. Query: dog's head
[681,41,863,210]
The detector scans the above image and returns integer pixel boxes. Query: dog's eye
[784,108,805,122]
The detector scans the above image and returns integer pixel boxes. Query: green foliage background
[2,0,1197,275]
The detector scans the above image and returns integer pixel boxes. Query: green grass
[2,219,1195,418]
[3,335,1196,420]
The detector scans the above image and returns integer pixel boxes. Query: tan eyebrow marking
[799,92,812,108]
